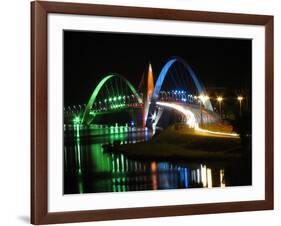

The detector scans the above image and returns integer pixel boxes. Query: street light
[237,96,244,116]
[216,96,223,117]
[198,94,210,103]
[73,116,81,125]
[73,116,81,138]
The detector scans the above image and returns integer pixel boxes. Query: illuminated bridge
[65,57,236,136]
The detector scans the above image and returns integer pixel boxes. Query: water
[64,127,251,194]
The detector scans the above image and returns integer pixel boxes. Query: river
[64,126,251,194]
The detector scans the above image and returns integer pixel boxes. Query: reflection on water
[64,126,250,194]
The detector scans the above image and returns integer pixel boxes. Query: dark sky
[64,30,252,106]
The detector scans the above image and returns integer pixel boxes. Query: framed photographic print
[31,1,274,224]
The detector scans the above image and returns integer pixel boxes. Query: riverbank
[119,124,246,161]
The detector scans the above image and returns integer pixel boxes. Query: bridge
[65,57,238,137]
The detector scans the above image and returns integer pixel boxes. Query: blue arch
[151,57,213,111]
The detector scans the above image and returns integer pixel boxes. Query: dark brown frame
[31,1,274,224]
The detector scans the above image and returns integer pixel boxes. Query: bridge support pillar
[146,101,157,129]
[142,105,146,128]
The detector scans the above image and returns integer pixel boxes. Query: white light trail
[157,101,198,128]
[195,127,239,137]
[156,101,239,138]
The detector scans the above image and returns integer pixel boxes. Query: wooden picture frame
[31,1,274,224]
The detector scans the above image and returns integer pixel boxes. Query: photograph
[63,30,252,194]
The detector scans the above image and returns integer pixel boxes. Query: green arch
[81,74,142,125]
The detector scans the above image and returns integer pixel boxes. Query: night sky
[64,30,252,106]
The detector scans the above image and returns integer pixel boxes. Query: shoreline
[117,124,249,161]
